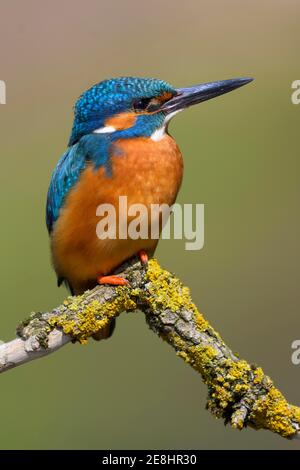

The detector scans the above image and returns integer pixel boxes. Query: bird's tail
[92,318,116,341]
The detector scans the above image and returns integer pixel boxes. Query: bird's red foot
[139,250,148,266]
[97,275,129,286]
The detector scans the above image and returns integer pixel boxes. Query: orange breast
[51,135,183,293]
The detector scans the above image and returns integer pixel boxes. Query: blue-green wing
[46,134,112,233]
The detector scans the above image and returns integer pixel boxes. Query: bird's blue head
[69,76,253,146]
[69,77,177,145]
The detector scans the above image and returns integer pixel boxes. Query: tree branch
[0,258,299,440]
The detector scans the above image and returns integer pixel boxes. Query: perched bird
[46,76,252,338]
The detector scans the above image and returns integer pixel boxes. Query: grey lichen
[17,312,52,349]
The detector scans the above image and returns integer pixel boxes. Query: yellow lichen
[231,410,246,430]
[194,311,209,331]
[146,259,208,330]
[212,385,232,409]
[167,332,218,382]
[48,286,137,344]
[234,383,249,394]
[225,360,251,382]
[188,344,218,377]
[177,350,190,363]
[251,386,300,438]
[253,367,264,384]
[168,332,253,415]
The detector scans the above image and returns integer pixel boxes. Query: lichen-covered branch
[0,258,299,440]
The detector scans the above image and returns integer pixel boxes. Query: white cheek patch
[93,125,116,134]
[151,127,166,142]
[151,110,182,142]
[93,109,182,140]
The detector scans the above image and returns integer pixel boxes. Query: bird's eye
[133,98,152,112]
[133,93,174,114]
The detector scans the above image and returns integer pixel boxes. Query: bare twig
[0,258,299,440]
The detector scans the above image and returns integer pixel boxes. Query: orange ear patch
[105,112,136,130]
[147,92,174,109]
[143,92,174,114]
[156,91,174,104]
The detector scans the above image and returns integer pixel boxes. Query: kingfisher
[46,76,252,338]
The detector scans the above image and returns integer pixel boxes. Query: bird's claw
[97,275,129,286]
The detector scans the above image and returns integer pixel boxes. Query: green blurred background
[0,0,299,450]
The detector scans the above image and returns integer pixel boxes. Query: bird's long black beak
[161,77,253,114]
